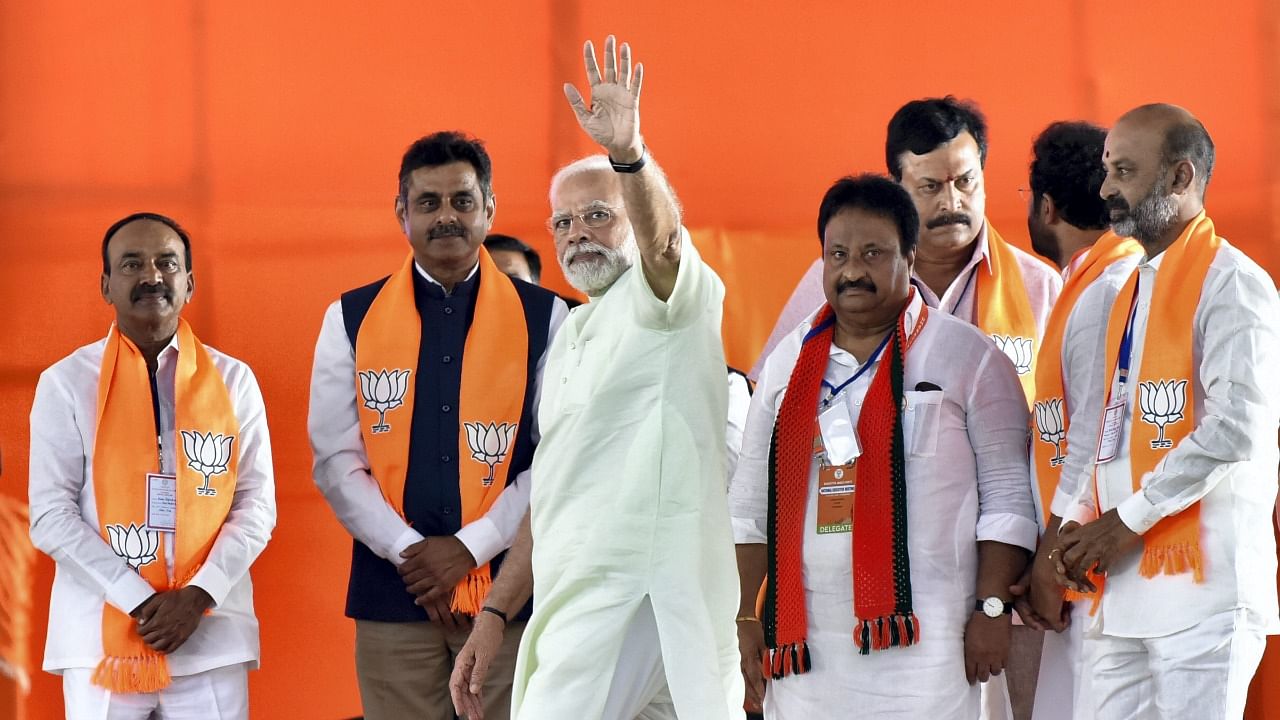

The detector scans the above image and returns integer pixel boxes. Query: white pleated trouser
[1083,608,1266,720]
[1032,602,1102,720]
[61,663,248,720]
[600,595,677,720]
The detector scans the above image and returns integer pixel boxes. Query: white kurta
[512,237,744,719]
[730,292,1039,718]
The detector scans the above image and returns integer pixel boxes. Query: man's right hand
[450,611,505,719]
[736,618,768,713]
[1027,545,1071,632]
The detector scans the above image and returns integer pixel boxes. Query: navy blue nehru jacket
[338,264,556,622]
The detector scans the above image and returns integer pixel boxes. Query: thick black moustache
[837,279,876,294]
[132,284,171,302]
[926,213,971,229]
[429,223,467,239]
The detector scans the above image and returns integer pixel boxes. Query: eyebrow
[919,168,976,183]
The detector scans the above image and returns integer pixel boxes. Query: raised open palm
[564,35,643,159]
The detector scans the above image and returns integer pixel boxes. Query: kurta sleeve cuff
[455,518,503,567]
[1049,486,1078,519]
[1116,487,1164,535]
[388,527,426,566]
[1060,502,1095,529]
[106,571,157,616]
[188,561,233,608]
[976,513,1039,553]
[731,515,768,545]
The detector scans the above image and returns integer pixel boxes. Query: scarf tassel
[764,641,811,680]
[1139,543,1204,583]
[92,653,170,693]
[449,570,492,616]
[854,613,921,656]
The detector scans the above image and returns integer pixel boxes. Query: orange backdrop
[2,2,1278,718]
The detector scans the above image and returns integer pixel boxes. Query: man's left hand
[963,612,1011,685]
[564,35,643,162]
[1058,509,1141,581]
[398,535,477,599]
[135,586,214,654]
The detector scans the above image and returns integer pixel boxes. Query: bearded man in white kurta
[731,175,1038,718]
[448,36,743,720]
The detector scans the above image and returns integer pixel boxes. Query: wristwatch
[976,596,1013,618]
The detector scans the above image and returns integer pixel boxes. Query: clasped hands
[398,535,478,632]
[129,585,214,654]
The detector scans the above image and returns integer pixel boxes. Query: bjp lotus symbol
[465,421,517,486]
[182,430,234,497]
[107,523,159,569]
[359,369,411,434]
[1034,398,1067,466]
[1139,379,1187,449]
[992,335,1034,376]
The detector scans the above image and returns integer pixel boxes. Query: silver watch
[977,595,1012,618]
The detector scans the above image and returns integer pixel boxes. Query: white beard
[560,235,638,296]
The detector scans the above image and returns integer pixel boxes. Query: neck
[833,302,903,359]
[120,321,176,372]
[913,237,977,298]
[417,255,477,293]
[1055,227,1107,271]
[1142,207,1201,259]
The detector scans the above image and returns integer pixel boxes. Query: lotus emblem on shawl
[1034,398,1067,467]
[359,369,411,434]
[464,421,517,487]
[107,523,159,569]
[1138,379,1187,449]
[991,335,1034,376]
[181,430,234,497]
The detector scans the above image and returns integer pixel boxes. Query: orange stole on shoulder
[975,222,1042,405]
[92,320,239,691]
[1031,233,1142,522]
[355,248,528,615]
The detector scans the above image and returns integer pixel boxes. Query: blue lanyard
[954,264,978,311]
[1116,277,1141,395]
[822,331,892,405]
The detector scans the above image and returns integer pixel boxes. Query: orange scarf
[355,248,528,615]
[975,222,1043,405]
[1032,233,1142,522]
[93,319,239,692]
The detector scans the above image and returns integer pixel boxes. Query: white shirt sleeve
[28,367,156,615]
[632,230,724,332]
[724,372,751,487]
[454,296,569,565]
[967,343,1039,552]
[1115,264,1280,534]
[309,300,424,565]
[729,333,798,545]
[188,363,277,606]
[1051,284,1112,524]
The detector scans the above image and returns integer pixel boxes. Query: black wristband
[609,147,647,173]
[480,605,508,623]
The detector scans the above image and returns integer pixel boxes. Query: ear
[1170,160,1196,195]
[1038,194,1060,226]
[394,195,408,233]
[484,193,497,231]
[101,273,111,305]
[185,272,195,302]
[904,247,916,272]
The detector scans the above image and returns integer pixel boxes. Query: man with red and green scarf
[730,175,1038,717]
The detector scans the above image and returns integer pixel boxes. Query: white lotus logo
[464,421,517,487]
[1034,398,1067,466]
[359,369,411,434]
[1138,379,1187,449]
[107,523,159,569]
[992,335,1034,376]
[181,430,234,497]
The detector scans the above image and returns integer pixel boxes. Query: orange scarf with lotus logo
[355,248,527,616]
[1091,211,1220,584]
[1031,232,1142,522]
[92,319,238,692]
[975,222,1042,406]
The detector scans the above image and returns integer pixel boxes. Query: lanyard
[1115,276,1141,398]
[821,331,892,406]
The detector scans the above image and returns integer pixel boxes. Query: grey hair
[548,154,615,204]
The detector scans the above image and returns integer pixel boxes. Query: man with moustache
[1043,104,1280,719]
[449,36,743,720]
[29,213,277,718]
[1012,122,1144,720]
[309,132,566,720]
[729,175,1036,717]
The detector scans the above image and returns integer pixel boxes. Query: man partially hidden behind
[483,234,542,285]
[309,133,566,719]
[1034,104,1280,719]
[29,213,277,719]
[730,175,1037,717]
[1015,121,1142,720]
[449,36,744,719]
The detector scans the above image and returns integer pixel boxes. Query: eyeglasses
[546,206,622,235]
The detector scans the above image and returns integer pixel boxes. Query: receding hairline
[548,155,618,206]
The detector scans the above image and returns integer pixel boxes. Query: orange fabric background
[2,2,1277,718]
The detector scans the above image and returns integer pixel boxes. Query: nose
[142,261,164,284]
[940,181,963,210]
[1099,175,1115,200]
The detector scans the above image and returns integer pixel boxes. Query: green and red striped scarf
[764,298,924,678]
